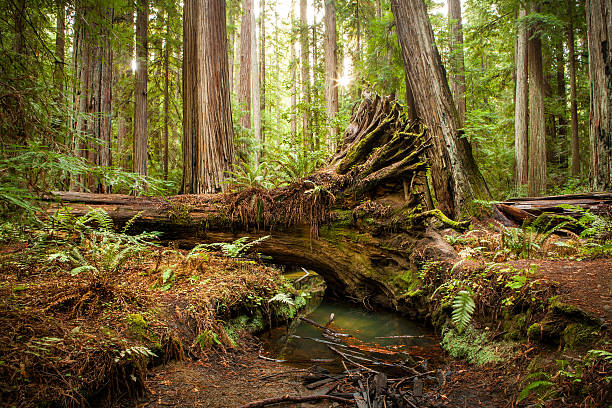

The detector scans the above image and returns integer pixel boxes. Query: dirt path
[516,258,612,325]
[116,347,337,408]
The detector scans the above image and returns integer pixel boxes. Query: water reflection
[262,269,442,373]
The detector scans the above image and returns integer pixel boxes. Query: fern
[517,380,554,402]
[114,346,158,363]
[587,349,612,363]
[204,235,270,258]
[268,292,295,306]
[451,290,475,334]
[121,211,143,234]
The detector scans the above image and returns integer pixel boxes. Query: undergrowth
[0,208,303,407]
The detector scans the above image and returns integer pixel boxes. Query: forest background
[0,0,605,215]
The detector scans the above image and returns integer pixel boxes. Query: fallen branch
[300,317,350,337]
[236,394,352,408]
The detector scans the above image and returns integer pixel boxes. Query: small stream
[261,268,444,374]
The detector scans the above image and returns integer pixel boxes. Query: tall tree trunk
[260,0,266,152]
[182,0,235,194]
[13,0,26,55]
[163,13,170,180]
[555,40,568,168]
[586,0,612,190]
[98,10,113,191]
[448,0,466,125]
[134,0,148,177]
[54,1,65,106]
[290,0,297,139]
[527,4,546,197]
[376,0,382,19]
[567,0,580,177]
[116,11,134,172]
[238,0,252,161]
[324,0,339,150]
[390,0,490,217]
[300,0,311,151]
[228,12,235,95]
[251,0,261,165]
[312,21,319,150]
[73,4,114,192]
[514,7,529,189]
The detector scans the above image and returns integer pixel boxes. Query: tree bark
[514,7,528,189]
[555,40,567,169]
[324,0,339,150]
[238,0,253,147]
[586,0,612,190]
[527,4,546,197]
[228,11,235,95]
[290,0,298,139]
[182,0,235,194]
[72,3,114,193]
[13,0,26,55]
[390,0,490,217]
[567,0,580,177]
[134,0,149,177]
[251,0,261,165]
[300,0,311,151]
[448,0,466,125]
[163,13,170,180]
[260,0,266,152]
[54,0,65,107]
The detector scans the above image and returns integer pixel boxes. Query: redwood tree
[527,5,546,197]
[390,0,489,217]
[238,0,252,149]
[324,0,339,148]
[586,0,612,190]
[514,7,528,189]
[133,0,148,177]
[182,0,234,194]
[448,0,466,125]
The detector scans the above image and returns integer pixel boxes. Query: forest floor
[0,216,610,407]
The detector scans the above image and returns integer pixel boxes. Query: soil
[114,344,515,408]
[515,258,612,325]
[115,344,337,408]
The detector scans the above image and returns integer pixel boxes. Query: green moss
[527,322,545,339]
[548,296,587,318]
[392,269,424,299]
[561,323,600,350]
[503,311,529,340]
[224,313,266,344]
[441,325,512,365]
[126,314,148,338]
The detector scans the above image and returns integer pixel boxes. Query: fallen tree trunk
[494,192,612,226]
[44,94,459,309]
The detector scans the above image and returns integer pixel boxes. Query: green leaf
[69,265,97,276]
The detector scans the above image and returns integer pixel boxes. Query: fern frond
[268,292,295,306]
[451,290,475,334]
[121,211,143,234]
[517,380,554,402]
